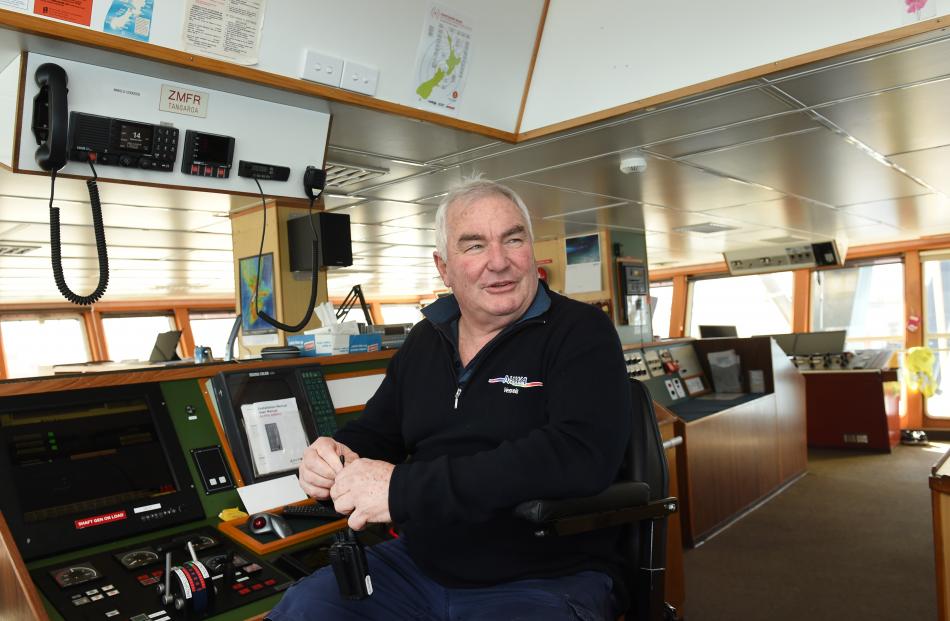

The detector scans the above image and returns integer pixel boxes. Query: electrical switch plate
[341,60,379,96]
[301,50,343,88]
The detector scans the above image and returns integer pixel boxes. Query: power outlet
[301,50,343,88]
[341,60,379,96]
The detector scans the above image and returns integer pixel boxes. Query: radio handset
[31,62,110,305]
[32,63,68,171]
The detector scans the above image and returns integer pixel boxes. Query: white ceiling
[3,27,950,301]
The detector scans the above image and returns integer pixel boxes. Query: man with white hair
[268,179,632,620]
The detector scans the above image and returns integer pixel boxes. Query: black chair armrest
[515,482,650,523]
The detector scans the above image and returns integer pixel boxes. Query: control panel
[67,112,179,171]
[644,349,665,378]
[32,527,292,621]
[181,130,235,178]
[624,350,650,379]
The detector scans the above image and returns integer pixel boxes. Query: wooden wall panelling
[0,326,6,381]
[0,511,48,621]
[931,453,950,621]
[905,250,925,429]
[771,340,808,481]
[656,404,686,615]
[792,269,811,333]
[681,395,780,542]
[174,307,196,358]
[804,371,897,451]
[669,275,688,338]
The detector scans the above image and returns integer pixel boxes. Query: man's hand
[331,458,395,531]
[299,437,359,500]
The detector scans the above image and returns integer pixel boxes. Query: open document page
[240,397,308,477]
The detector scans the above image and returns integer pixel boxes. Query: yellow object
[219,507,248,522]
[905,346,938,398]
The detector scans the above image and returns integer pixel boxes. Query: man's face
[435,194,538,327]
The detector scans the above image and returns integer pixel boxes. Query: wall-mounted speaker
[287,211,353,270]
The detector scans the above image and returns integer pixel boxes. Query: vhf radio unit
[67,111,178,171]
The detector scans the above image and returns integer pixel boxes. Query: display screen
[1,397,177,524]
[118,122,153,152]
[214,366,337,484]
[194,133,232,163]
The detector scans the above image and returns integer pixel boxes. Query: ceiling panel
[703,197,883,234]
[838,193,950,234]
[520,152,782,211]
[369,245,437,259]
[358,88,798,202]
[773,34,950,105]
[329,200,431,224]
[888,144,950,196]
[808,78,950,156]
[327,101,497,164]
[324,149,436,193]
[0,198,225,232]
[376,228,437,246]
[686,129,925,206]
[380,209,438,228]
[841,223,909,245]
[649,113,819,159]
[350,255,432,267]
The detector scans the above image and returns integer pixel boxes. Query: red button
[264,579,276,586]
[204,166,213,176]
[238,588,251,596]
[151,570,163,577]
[216,167,226,178]
[251,583,264,591]
[190,164,199,174]
[232,583,244,590]
[137,574,148,581]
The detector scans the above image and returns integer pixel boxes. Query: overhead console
[6,52,331,199]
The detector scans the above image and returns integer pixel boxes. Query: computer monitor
[0,383,204,560]
[766,333,797,355]
[793,330,847,355]
[149,330,182,362]
[699,325,738,338]
[211,364,338,485]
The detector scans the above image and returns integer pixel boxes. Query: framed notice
[683,374,710,397]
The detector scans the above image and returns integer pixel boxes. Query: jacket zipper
[437,317,546,411]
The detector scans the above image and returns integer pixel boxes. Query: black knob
[119,155,133,167]
[139,158,152,169]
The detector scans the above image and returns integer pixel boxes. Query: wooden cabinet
[803,370,900,451]
[673,337,807,545]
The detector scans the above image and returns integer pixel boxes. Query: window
[0,315,91,378]
[811,261,904,351]
[688,272,793,337]
[650,281,674,339]
[102,314,177,362]
[379,304,423,325]
[924,255,950,418]
[189,310,237,357]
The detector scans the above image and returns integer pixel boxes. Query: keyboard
[282,502,345,520]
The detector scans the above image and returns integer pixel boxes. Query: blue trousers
[266,537,615,620]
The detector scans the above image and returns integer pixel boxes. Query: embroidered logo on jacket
[488,375,543,394]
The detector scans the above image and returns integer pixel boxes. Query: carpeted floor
[682,444,944,621]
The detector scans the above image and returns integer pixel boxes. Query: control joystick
[156,542,214,614]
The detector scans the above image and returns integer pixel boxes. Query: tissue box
[287,333,349,357]
[305,321,361,336]
[287,332,382,357]
[348,333,382,354]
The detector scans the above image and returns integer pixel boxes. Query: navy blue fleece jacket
[334,282,632,586]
